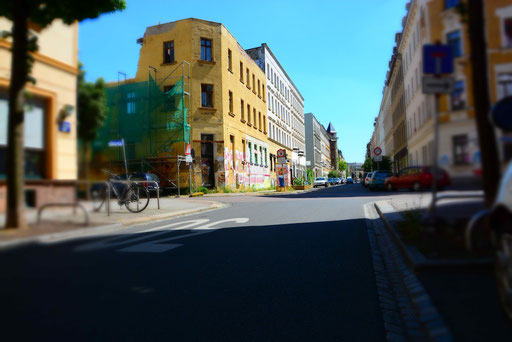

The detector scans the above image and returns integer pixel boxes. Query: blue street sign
[58,121,71,133]
[108,139,124,147]
[423,44,454,75]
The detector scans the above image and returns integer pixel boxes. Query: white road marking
[117,218,250,253]
[74,219,209,252]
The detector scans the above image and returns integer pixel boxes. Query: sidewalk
[0,197,225,244]
[373,191,512,340]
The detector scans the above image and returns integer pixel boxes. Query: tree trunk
[467,0,501,207]
[5,0,29,229]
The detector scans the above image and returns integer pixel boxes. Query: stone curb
[0,200,228,250]
[365,203,452,342]
[374,202,493,271]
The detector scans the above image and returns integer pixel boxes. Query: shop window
[200,38,212,61]
[201,84,213,108]
[0,94,46,179]
[163,41,174,64]
[453,134,469,165]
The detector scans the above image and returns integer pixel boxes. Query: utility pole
[467,0,501,206]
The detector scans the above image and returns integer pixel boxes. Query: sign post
[423,43,454,219]
[373,146,382,171]
[108,139,128,175]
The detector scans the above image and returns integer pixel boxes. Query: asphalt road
[0,184,392,341]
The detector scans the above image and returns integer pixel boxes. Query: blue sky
[79,0,407,163]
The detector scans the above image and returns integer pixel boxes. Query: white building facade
[246,44,306,178]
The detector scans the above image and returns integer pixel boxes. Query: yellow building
[124,18,270,189]
[0,19,78,210]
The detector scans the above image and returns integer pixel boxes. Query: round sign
[277,149,286,158]
[373,147,382,156]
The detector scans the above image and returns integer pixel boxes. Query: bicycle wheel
[125,184,150,213]
[91,183,107,212]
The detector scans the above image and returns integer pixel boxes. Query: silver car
[313,177,329,188]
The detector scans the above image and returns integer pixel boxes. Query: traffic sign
[422,76,454,94]
[185,143,191,155]
[374,155,382,162]
[108,139,124,147]
[277,157,287,164]
[373,146,382,156]
[185,155,193,163]
[423,44,454,75]
[277,149,286,158]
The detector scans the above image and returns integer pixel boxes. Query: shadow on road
[267,184,397,199]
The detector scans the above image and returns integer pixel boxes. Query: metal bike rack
[37,202,90,226]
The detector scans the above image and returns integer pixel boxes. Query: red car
[385,166,451,191]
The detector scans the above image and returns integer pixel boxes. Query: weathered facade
[129,18,270,189]
[305,113,331,177]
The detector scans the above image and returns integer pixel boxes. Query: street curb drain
[365,203,452,342]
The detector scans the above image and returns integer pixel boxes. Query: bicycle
[91,170,150,213]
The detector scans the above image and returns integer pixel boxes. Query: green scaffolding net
[92,74,190,162]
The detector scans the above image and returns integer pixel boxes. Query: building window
[267,64,270,79]
[242,139,246,161]
[247,104,251,124]
[451,80,465,111]
[227,49,232,71]
[252,74,255,90]
[257,79,261,96]
[498,72,512,100]
[0,94,46,179]
[253,108,257,128]
[200,38,212,61]
[201,84,213,108]
[240,62,244,82]
[163,41,174,64]
[228,91,233,113]
[505,18,512,48]
[445,0,459,9]
[258,112,262,130]
[263,115,267,133]
[230,135,235,169]
[453,134,469,165]
[127,92,136,114]
[254,144,258,164]
[248,142,252,163]
[246,68,250,86]
[447,30,462,58]
[241,99,245,120]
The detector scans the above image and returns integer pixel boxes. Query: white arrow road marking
[75,219,209,252]
[117,218,250,253]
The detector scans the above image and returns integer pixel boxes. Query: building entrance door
[201,134,215,187]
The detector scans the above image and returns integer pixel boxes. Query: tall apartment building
[371,0,512,184]
[305,113,331,177]
[0,19,79,210]
[116,18,270,189]
[246,43,306,179]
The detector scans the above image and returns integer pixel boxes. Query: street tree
[0,0,125,229]
[338,158,347,173]
[77,63,107,179]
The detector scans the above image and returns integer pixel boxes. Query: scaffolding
[90,62,191,189]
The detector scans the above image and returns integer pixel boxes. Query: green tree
[338,158,347,172]
[362,156,393,172]
[77,63,107,179]
[306,169,315,185]
[1,0,125,229]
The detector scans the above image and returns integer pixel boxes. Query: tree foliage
[78,63,107,143]
[328,170,343,178]
[306,169,315,185]
[363,156,392,172]
[338,158,347,172]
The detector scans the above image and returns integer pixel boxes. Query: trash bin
[278,176,285,187]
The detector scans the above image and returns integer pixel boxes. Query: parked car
[335,177,342,184]
[345,177,354,184]
[328,177,336,185]
[314,177,329,187]
[128,172,162,195]
[384,166,451,191]
[364,172,373,187]
[368,170,393,191]
[361,173,368,186]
